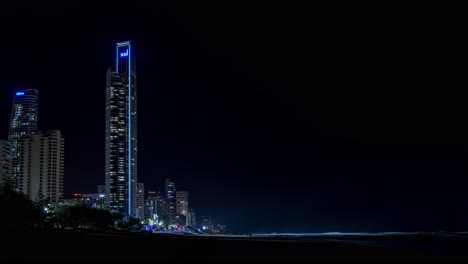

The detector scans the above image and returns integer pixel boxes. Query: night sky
[0,3,466,233]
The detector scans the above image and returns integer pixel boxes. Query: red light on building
[73,193,82,197]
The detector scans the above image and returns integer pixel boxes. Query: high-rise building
[176,191,189,215]
[189,208,197,227]
[0,140,11,184]
[176,191,189,214]
[136,182,145,220]
[144,193,164,226]
[8,89,39,189]
[165,179,176,226]
[176,191,189,226]
[17,130,64,203]
[105,40,137,217]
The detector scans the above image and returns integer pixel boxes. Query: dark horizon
[0,3,466,233]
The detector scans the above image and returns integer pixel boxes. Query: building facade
[165,179,176,226]
[144,194,165,226]
[136,182,145,220]
[105,40,137,217]
[176,191,189,226]
[176,191,189,215]
[189,208,197,227]
[17,130,64,203]
[8,89,39,189]
[0,140,11,185]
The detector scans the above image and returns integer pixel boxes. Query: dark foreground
[2,230,468,262]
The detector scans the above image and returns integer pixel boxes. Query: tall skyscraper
[17,130,64,203]
[105,40,137,217]
[165,179,176,226]
[176,191,190,226]
[8,89,39,189]
[176,191,189,216]
[0,140,11,185]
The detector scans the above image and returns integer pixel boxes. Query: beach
[3,230,468,262]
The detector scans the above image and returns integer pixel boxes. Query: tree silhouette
[0,181,46,232]
[49,200,121,231]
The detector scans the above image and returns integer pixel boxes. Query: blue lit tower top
[9,89,39,139]
[8,89,39,189]
[116,41,136,85]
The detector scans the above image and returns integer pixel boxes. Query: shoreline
[2,229,468,261]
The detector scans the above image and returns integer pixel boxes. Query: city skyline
[0,3,466,233]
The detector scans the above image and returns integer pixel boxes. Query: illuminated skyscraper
[8,89,39,190]
[165,179,176,226]
[176,191,189,215]
[105,41,137,217]
[176,191,190,226]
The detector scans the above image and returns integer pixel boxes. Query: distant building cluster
[0,89,65,203]
[143,179,198,229]
[66,177,226,232]
[68,178,208,231]
[1,40,225,233]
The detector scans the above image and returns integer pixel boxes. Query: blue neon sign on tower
[120,49,128,57]
[16,92,25,96]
